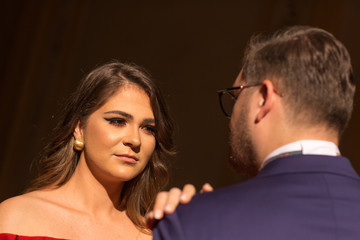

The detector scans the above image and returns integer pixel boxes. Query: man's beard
[229,104,260,177]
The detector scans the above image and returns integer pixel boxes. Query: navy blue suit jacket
[153,155,360,240]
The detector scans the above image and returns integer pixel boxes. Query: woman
[0,61,176,239]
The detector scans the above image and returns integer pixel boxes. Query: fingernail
[180,194,187,201]
[154,210,162,219]
[165,204,172,212]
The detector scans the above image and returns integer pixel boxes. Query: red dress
[0,233,68,240]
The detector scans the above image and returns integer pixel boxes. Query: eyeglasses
[217,84,261,118]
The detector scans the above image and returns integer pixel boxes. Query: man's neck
[261,139,340,168]
[256,123,339,167]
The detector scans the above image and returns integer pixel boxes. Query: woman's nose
[123,127,141,148]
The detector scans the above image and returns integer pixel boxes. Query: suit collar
[258,155,358,180]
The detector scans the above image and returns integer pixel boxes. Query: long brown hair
[27,61,175,231]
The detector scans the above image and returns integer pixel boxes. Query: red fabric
[0,233,68,240]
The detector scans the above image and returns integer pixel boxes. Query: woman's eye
[104,117,126,126]
[143,125,156,135]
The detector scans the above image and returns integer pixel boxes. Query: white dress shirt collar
[262,140,340,168]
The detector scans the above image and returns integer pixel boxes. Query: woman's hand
[146,183,213,228]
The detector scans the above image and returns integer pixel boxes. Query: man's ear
[73,121,84,141]
[255,80,277,123]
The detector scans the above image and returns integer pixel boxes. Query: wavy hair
[27,61,175,232]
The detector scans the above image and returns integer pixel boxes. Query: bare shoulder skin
[0,190,151,240]
[0,192,47,230]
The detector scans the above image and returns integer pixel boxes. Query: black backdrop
[1,0,360,201]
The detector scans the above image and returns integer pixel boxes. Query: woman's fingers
[146,183,214,229]
[200,183,214,193]
[179,184,196,204]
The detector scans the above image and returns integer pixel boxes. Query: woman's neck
[59,156,125,217]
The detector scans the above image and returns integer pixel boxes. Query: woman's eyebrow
[104,110,133,119]
[104,110,155,124]
[143,118,155,124]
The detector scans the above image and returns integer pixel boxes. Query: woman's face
[75,83,156,183]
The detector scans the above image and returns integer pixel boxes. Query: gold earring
[73,139,84,151]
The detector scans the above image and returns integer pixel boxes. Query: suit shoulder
[190,182,247,203]
[177,183,246,215]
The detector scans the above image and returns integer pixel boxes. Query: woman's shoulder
[0,189,85,239]
[0,191,58,233]
[0,193,33,220]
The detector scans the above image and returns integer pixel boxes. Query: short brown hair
[242,26,355,136]
[27,61,175,231]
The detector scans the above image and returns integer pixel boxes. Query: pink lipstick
[115,154,138,164]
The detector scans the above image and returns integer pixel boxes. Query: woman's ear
[255,80,277,123]
[73,121,84,141]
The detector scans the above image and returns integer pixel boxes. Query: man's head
[242,25,355,136]
[228,26,356,176]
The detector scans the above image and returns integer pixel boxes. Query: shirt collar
[262,140,340,168]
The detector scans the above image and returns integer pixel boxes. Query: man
[153,25,359,239]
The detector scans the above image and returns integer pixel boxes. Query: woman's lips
[115,154,138,164]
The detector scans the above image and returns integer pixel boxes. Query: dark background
[1,0,359,202]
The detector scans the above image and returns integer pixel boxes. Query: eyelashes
[104,117,126,127]
[104,117,156,135]
[143,125,156,135]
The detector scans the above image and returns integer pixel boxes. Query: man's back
[154,155,360,240]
